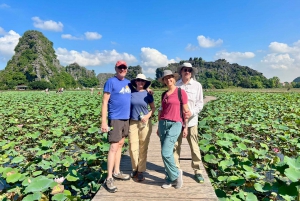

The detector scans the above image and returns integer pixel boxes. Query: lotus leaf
[11,156,25,163]
[244,192,258,201]
[24,176,57,194]
[219,159,234,170]
[66,174,79,182]
[6,172,22,183]
[22,192,42,201]
[51,193,67,201]
[204,154,219,164]
[217,140,232,148]
[284,167,300,182]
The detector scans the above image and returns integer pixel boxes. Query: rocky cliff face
[96,65,142,87]
[66,63,96,80]
[5,30,63,81]
[97,73,115,87]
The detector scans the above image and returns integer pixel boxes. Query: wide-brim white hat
[177,62,198,78]
[158,70,180,84]
[131,74,151,89]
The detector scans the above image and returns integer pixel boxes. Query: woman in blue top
[129,74,156,182]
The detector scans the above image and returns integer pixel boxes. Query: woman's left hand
[141,116,149,123]
[182,127,188,138]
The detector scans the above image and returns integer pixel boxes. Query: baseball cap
[115,60,127,67]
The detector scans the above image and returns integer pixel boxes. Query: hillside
[5,30,63,82]
[0,30,99,89]
[96,65,142,87]
[154,58,280,89]
[293,77,300,82]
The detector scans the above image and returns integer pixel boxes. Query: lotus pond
[0,91,113,201]
[0,90,299,201]
[200,92,300,201]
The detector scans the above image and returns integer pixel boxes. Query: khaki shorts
[108,119,129,143]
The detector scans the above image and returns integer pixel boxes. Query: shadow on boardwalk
[92,96,218,201]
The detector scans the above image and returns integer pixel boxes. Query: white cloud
[185,43,198,51]
[84,32,102,40]
[140,47,177,67]
[255,40,300,82]
[61,34,83,40]
[293,40,300,47]
[261,53,295,69]
[261,41,300,70]
[111,41,118,45]
[143,67,156,74]
[0,3,10,8]
[214,51,255,62]
[0,30,21,60]
[32,17,63,32]
[0,27,5,35]
[269,42,292,53]
[197,35,223,48]
[55,48,137,66]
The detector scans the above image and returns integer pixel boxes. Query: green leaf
[52,193,67,201]
[219,159,234,170]
[216,140,232,148]
[284,167,300,182]
[217,176,228,182]
[66,174,79,182]
[51,155,60,163]
[237,143,247,150]
[88,126,98,134]
[7,172,22,183]
[204,154,219,164]
[24,176,56,194]
[245,192,258,201]
[11,156,25,163]
[254,183,268,192]
[32,171,43,176]
[22,192,42,201]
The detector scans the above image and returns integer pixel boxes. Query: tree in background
[29,80,54,90]
[0,71,28,89]
[78,77,99,88]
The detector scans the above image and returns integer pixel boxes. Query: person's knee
[161,151,172,160]
[109,143,119,153]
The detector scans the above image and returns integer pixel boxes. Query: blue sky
[0,0,299,82]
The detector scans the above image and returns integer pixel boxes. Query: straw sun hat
[131,74,151,89]
[158,70,180,84]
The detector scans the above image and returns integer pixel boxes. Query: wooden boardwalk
[92,96,218,201]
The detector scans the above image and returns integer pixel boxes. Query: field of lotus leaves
[200,92,300,201]
[0,90,299,201]
[0,91,112,200]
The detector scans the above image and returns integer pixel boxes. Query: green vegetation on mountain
[96,65,142,87]
[0,30,100,90]
[0,30,296,90]
[66,63,98,88]
[293,77,300,82]
[153,58,281,89]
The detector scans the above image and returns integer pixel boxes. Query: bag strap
[161,90,168,102]
[177,88,184,123]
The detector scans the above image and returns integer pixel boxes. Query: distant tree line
[151,58,299,89]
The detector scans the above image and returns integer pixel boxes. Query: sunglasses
[136,79,146,82]
[183,68,192,73]
[117,65,127,70]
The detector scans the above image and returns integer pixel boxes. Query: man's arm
[101,92,110,132]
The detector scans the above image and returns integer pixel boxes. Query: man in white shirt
[174,62,204,183]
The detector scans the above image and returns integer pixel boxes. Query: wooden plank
[92,96,218,201]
